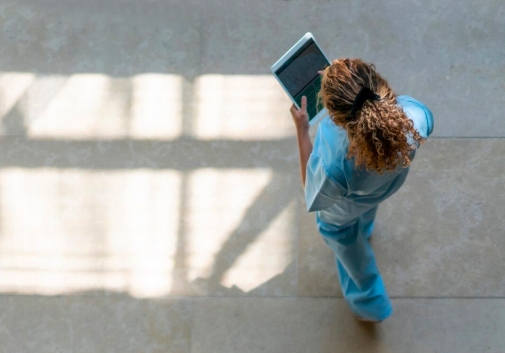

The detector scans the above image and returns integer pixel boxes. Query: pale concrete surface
[3,296,505,353]
[192,298,505,353]
[0,296,192,353]
[1,0,505,352]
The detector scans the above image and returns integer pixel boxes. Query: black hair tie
[350,87,381,119]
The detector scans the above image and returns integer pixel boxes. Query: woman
[290,58,434,322]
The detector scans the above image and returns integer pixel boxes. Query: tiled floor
[1,0,504,352]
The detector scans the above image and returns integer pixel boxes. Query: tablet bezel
[271,32,331,126]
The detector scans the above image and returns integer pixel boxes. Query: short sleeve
[397,95,435,138]
[304,153,347,212]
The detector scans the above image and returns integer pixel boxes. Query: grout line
[429,136,505,139]
[1,135,505,139]
[189,297,195,353]
[2,294,505,300]
[191,296,505,300]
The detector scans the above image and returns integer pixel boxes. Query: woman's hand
[290,96,309,132]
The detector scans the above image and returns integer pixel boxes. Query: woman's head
[318,58,424,173]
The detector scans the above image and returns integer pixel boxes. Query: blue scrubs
[305,95,434,321]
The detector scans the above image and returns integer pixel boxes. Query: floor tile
[376,139,505,296]
[0,295,192,353]
[0,0,201,77]
[192,297,505,353]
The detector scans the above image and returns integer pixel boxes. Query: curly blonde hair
[318,58,424,173]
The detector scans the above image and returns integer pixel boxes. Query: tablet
[271,33,331,125]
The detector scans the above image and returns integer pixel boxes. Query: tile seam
[1,294,504,300]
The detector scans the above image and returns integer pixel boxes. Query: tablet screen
[275,40,329,120]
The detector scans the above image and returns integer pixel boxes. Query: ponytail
[319,59,425,173]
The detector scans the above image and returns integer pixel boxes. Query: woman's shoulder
[396,95,434,138]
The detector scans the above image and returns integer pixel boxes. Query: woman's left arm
[290,96,313,188]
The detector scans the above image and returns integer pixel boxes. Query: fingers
[289,96,309,129]
[300,96,307,112]
[290,96,307,113]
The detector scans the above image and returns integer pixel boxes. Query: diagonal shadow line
[1,104,27,136]
[0,75,69,136]
[207,171,297,284]
[0,77,33,136]
[0,79,33,136]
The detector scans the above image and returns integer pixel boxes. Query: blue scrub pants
[316,206,392,321]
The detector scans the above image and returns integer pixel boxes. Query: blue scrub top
[304,95,434,225]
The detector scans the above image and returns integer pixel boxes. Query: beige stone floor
[1,1,505,352]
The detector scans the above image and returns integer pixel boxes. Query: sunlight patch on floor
[185,168,272,281]
[0,72,183,139]
[194,74,293,140]
[0,168,180,297]
[221,199,295,292]
[0,72,297,297]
